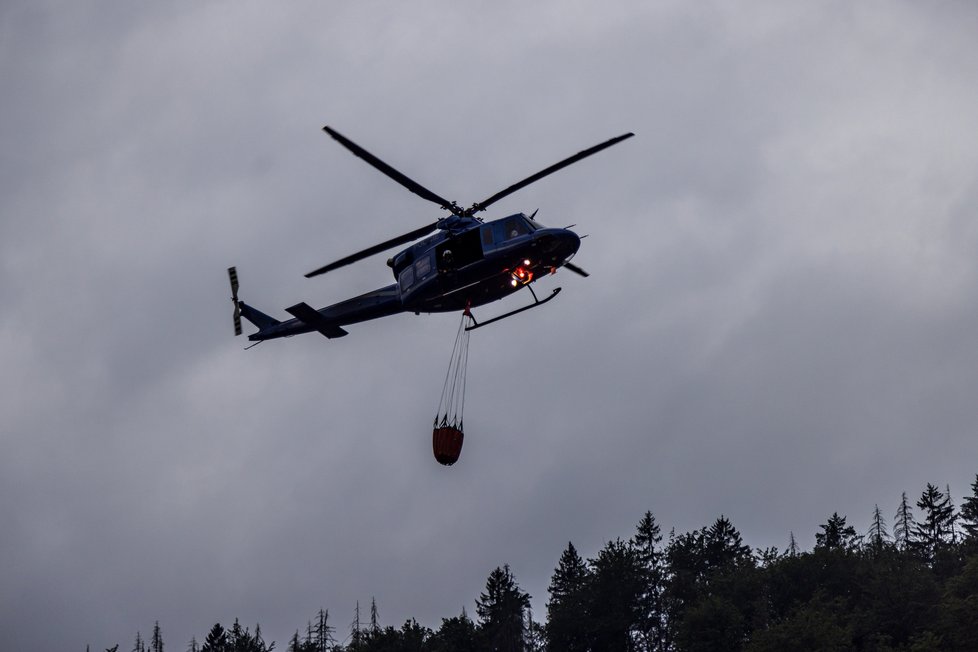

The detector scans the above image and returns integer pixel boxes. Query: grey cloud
[3,2,978,649]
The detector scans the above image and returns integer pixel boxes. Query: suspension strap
[435,310,474,428]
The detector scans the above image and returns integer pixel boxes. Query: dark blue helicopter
[228,126,633,343]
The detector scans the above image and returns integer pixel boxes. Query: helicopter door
[436,228,483,272]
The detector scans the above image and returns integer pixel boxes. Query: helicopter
[228,126,634,344]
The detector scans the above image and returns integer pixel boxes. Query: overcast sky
[3,1,978,649]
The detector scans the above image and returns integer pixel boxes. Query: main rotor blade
[323,126,459,212]
[466,132,635,215]
[563,262,590,277]
[305,220,439,278]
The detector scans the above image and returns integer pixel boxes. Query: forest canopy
[105,475,978,652]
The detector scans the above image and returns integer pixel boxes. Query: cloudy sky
[3,1,978,649]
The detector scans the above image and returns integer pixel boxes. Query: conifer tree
[787,531,799,557]
[287,632,302,652]
[947,483,959,544]
[546,541,591,652]
[313,609,334,651]
[756,546,781,567]
[401,618,432,647]
[476,564,531,652]
[632,511,667,652]
[587,538,645,651]
[349,601,362,652]
[133,631,145,652]
[428,610,477,652]
[893,491,916,550]
[664,527,707,636]
[199,624,228,652]
[151,622,163,652]
[524,605,545,652]
[369,598,379,634]
[960,474,978,542]
[704,515,753,569]
[916,483,955,558]
[866,504,889,554]
[815,512,860,551]
[186,638,198,652]
[253,624,271,652]
[229,619,247,651]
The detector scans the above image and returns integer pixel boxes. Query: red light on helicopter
[511,265,534,286]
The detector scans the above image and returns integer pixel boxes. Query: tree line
[99,474,978,651]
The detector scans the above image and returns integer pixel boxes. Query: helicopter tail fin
[228,267,281,335]
[238,302,281,331]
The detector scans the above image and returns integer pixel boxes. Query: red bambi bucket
[432,426,464,466]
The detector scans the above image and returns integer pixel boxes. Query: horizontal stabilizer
[285,302,349,338]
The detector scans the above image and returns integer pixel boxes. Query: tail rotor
[228,266,242,336]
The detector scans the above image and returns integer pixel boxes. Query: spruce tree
[704,515,753,569]
[893,491,916,550]
[476,564,531,652]
[229,619,247,651]
[199,624,228,652]
[253,624,271,652]
[349,601,362,652]
[524,605,545,652]
[916,483,955,558]
[313,609,334,651]
[866,504,889,554]
[151,622,163,652]
[587,538,645,651]
[787,531,799,557]
[287,632,302,652]
[947,483,959,544]
[664,527,708,641]
[815,512,860,551]
[369,598,379,634]
[960,474,978,542]
[632,511,667,652]
[546,541,591,652]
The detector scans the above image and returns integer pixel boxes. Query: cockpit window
[415,253,432,280]
[482,214,539,251]
[499,215,532,242]
[399,265,415,292]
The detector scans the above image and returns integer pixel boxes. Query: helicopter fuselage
[244,212,581,341]
[229,125,632,343]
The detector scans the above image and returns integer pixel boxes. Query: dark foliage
[106,475,978,651]
[476,564,531,652]
[546,541,591,652]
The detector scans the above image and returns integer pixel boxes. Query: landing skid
[465,285,561,331]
